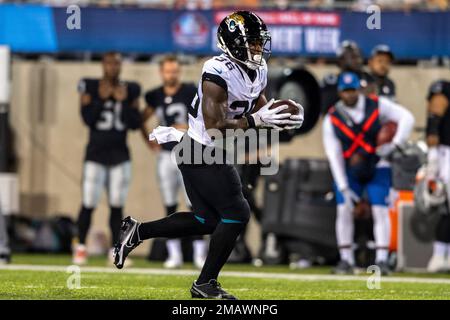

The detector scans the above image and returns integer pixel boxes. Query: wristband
[245,114,256,128]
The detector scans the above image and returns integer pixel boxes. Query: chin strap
[245,61,259,70]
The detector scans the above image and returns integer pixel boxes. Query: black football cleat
[332,260,355,275]
[191,280,237,300]
[113,216,142,269]
[0,253,11,265]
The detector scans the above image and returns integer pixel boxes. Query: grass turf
[1,254,450,300]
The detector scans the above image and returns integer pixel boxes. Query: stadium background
[1,1,450,257]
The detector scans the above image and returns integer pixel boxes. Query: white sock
[340,247,355,265]
[376,248,389,263]
[433,241,447,257]
[336,204,355,264]
[372,205,391,263]
[166,239,182,261]
[193,239,207,261]
[336,204,354,247]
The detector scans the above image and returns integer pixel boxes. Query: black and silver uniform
[78,78,142,165]
[145,83,197,151]
[427,80,450,147]
[371,73,396,100]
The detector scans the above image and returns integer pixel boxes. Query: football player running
[113,11,303,299]
[73,52,142,266]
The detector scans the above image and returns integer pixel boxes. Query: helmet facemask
[242,32,271,70]
[217,17,271,70]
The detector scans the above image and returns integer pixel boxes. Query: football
[270,99,300,116]
[377,121,397,145]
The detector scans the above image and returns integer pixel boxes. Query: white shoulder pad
[202,56,232,79]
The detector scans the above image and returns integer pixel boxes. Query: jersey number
[188,95,259,119]
[97,101,125,131]
[214,57,234,71]
[166,103,187,125]
[231,98,259,119]
[188,94,200,118]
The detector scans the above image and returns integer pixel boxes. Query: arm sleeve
[81,101,103,128]
[78,79,103,128]
[121,83,142,130]
[322,115,348,191]
[144,90,156,109]
[378,97,415,145]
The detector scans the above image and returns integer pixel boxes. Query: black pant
[179,163,250,226]
[175,134,251,226]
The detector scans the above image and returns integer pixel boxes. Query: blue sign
[0,4,58,52]
[0,4,450,59]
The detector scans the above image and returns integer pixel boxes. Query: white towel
[149,126,185,144]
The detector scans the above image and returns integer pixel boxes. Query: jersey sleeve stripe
[202,72,228,93]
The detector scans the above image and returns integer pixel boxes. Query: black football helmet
[217,11,271,70]
[336,40,363,72]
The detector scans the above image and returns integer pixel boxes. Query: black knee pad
[220,196,251,225]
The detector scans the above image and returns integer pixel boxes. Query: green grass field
[1,254,450,300]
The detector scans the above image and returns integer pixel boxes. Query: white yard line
[1,264,450,285]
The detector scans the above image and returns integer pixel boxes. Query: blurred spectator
[43,0,91,6]
[174,0,260,8]
[308,0,336,8]
[424,79,450,272]
[1,0,448,10]
[273,0,289,9]
[320,40,376,113]
[368,44,396,100]
[174,0,211,9]
[72,52,142,266]
[322,71,414,275]
[353,0,448,11]
[427,0,449,10]
[136,0,173,8]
